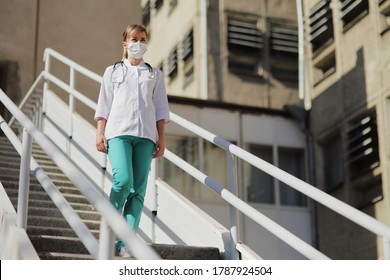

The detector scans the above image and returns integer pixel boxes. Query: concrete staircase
[0,135,221,260]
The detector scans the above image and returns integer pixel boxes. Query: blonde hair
[122,24,148,59]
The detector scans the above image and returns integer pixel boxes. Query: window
[246,144,307,207]
[162,135,200,198]
[346,110,380,178]
[0,61,8,123]
[278,148,306,207]
[158,62,164,74]
[269,23,299,84]
[162,135,229,204]
[0,60,20,123]
[167,47,178,80]
[154,0,164,11]
[379,2,390,34]
[182,30,194,85]
[340,0,369,30]
[0,61,8,92]
[246,145,274,204]
[168,0,177,12]
[202,141,230,203]
[322,134,344,191]
[142,1,151,26]
[182,30,194,64]
[227,17,263,76]
[313,49,336,85]
[309,0,334,53]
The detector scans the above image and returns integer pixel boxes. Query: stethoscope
[111,61,154,86]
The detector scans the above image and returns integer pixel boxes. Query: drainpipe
[296,0,305,107]
[201,0,208,99]
[295,0,318,250]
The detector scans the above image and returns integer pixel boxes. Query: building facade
[142,0,316,259]
[303,0,390,259]
[142,0,300,109]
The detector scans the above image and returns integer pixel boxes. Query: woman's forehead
[129,31,147,38]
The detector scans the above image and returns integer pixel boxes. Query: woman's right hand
[96,134,108,154]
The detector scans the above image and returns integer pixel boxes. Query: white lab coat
[94,59,170,143]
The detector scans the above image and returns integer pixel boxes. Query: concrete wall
[0,0,141,122]
[303,0,390,259]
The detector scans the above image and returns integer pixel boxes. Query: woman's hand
[153,139,165,158]
[154,119,166,158]
[96,134,108,154]
[96,118,107,153]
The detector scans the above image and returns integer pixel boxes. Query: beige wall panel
[0,0,38,100]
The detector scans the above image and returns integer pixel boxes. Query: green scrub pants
[107,135,155,251]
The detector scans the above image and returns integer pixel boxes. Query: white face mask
[127,42,147,59]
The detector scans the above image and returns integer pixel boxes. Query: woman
[94,24,170,257]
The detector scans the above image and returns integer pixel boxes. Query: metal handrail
[163,149,329,260]
[1,114,100,257]
[39,47,329,259]
[169,112,390,259]
[0,88,160,260]
[37,48,328,259]
[6,47,390,259]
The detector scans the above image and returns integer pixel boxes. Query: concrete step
[31,234,221,260]
[3,181,83,195]
[0,159,62,174]
[5,189,91,205]
[0,177,76,189]
[10,197,97,211]
[0,149,52,163]
[0,150,20,160]
[38,252,94,260]
[27,225,100,239]
[27,215,100,231]
[28,206,100,221]
[30,235,90,255]
[0,174,76,188]
[151,244,221,260]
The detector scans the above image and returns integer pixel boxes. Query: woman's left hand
[153,139,165,158]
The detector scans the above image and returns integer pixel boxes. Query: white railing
[0,88,161,260]
[167,113,390,259]
[7,47,390,260]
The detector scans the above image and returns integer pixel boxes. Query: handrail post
[42,52,51,115]
[383,237,390,260]
[67,67,76,155]
[149,159,158,243]
[69,67,75,133]
[16,128,32,229]
[227,151,238,260]
[98,217,114,259]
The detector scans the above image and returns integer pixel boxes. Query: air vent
[346,111,380,176]
[270,25,298,54]
[182,30,194,62]
[308,0,334,52]
[142,1,151,26]
[227,18,263,50]
[167,48,178,79]
[340,0,369,29]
